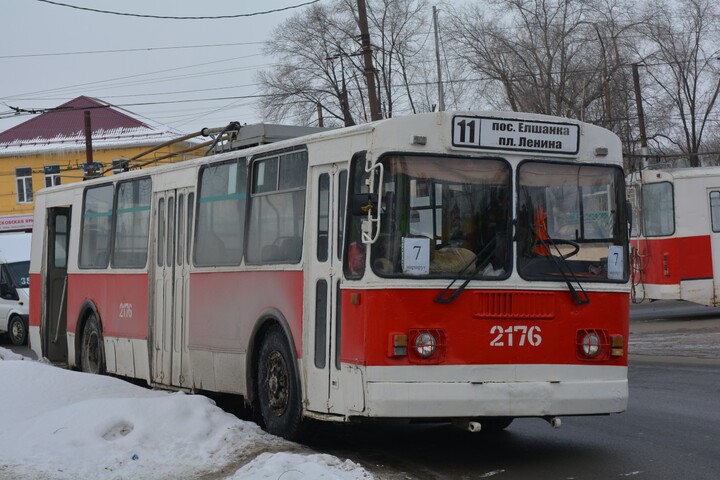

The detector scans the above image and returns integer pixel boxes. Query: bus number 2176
[490,325,542,347]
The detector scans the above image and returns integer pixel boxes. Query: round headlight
[415,332,437,358]
[581,331,601,357]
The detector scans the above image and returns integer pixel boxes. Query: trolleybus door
[708,188,720,304]
[305,165,346,413]
[43,207,70,364]
[152,188,193,387]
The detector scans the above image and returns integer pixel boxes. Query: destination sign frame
[452,116,580,154]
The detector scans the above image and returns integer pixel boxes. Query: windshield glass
[370,155,511,278]
[6,261,30,288]
[517,161,628,282]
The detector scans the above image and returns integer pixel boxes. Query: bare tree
[257,0,432,126]
[257,4,359,126]
[638,0,720,167]
[446,0,641,141]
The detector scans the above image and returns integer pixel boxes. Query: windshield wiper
[434,236,500,304]
[531,230,590,306]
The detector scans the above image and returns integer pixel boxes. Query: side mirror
[351,193,378,216]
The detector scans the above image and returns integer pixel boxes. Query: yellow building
[0,96,203,232]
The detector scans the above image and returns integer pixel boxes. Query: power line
[36,0,321,20]
[1,54,267,101]
[0,41,265,60]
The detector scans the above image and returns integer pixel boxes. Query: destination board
[452,116,580,154]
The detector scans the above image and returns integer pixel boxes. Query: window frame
[78,182,115,269]
[15,167,33,204]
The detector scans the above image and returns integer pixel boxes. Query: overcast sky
[0,0,345,135]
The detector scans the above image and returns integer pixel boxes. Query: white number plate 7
[490,325,542,347]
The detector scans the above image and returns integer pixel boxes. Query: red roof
[0,96,149,143]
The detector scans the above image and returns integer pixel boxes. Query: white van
[0,233,31,345]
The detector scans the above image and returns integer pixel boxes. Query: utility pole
[316,102,324,127]
[357,0,382,121]
[83,110,99,180]
[632,63,649,169]
[433,6,445,112]
[593,25,611,128]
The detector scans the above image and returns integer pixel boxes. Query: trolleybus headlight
[580,331,602,358]
[414,332,437,358]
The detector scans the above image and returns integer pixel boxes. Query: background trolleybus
[629,166,720,306]
[29,111,630,440]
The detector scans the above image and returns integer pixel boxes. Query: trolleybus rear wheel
[80,314,105,374]
[257,325,304,440]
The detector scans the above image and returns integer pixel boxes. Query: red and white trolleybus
[630,166,720,306]
[29,111,630,439]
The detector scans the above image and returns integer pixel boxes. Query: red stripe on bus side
[67,273,149,339]
[340,289,629,367]
[188,270,304,357]
[632,235,713,285]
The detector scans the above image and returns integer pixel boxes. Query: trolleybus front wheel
[481,416,514,432]
[80,314,105,374]
[257,325,304,441]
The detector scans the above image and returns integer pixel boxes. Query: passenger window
[710,191,720,233]
[195,159,247,266]
[112,177,151,268]
[79,184,114,269]
[317,173,330,262]
[247,150,308,264]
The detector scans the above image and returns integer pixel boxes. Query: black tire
[481,416,514,432]
[80,314,105,374]
[257,325,304,440]
[8,315,27,346]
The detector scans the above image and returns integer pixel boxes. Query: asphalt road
[307,300,720,479]
[3,300,719,479]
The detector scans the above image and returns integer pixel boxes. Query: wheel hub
[265,350,289,416]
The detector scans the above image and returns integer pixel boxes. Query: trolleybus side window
[187,193,194,264]
[247,150,308,264]
[710,191,720,232]
[337,169,348,261]
[112,177,151,268]
[641,182,674,237]
[79,184,114,269]
[344,153,369,279]
[317,173,330,262]
[194,159,247,266]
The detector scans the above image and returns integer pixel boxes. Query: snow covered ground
[0,347,372,480]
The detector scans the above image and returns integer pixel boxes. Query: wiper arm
[434,236,499,304]
[532,232,590,306]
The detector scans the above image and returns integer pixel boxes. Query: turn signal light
[388,333,408,357]
[610,335,624,357]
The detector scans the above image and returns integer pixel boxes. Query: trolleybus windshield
[370,154,512,278]
[517,161,628,282]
